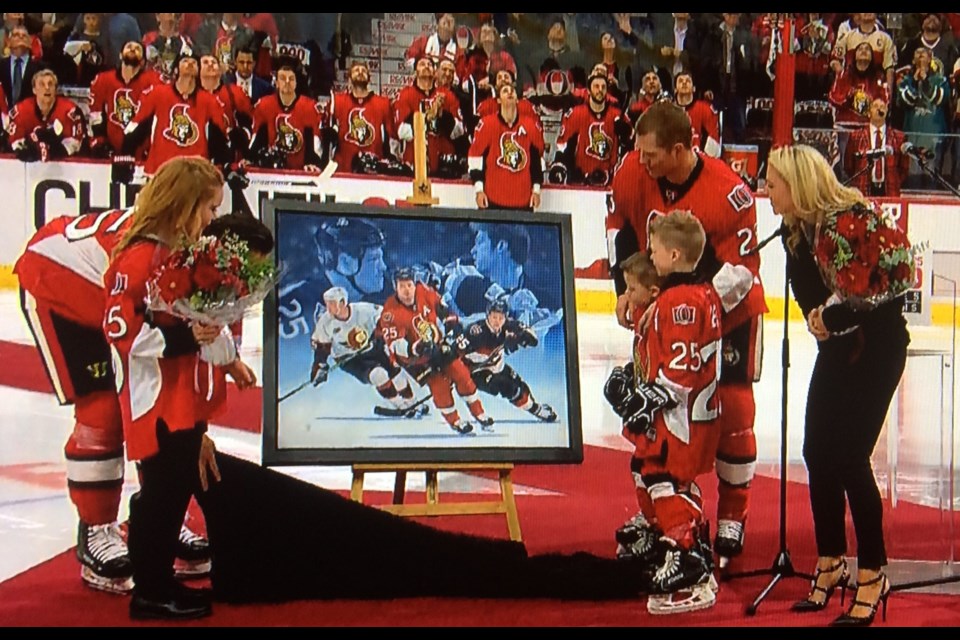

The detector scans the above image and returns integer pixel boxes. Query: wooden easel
[350,463,523,541]
[406,111,440,206]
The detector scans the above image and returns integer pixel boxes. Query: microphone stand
[723,230,813,615]
[842,154,883,190]
[913,153,960,200]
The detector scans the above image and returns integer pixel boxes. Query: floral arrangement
[146,232,279,326]
[814,203,921,310]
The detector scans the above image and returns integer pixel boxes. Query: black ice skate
[77,521,134,594]
[530,402,558,422]
[449,420,475,436]
[615,513,661,565]
[174,525,212,578]
[477,416,495,433]
[647,538,712,595]
[714,519,745,569]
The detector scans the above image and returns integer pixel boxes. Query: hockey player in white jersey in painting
[310,286,424,417]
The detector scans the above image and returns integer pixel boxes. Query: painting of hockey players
[266,203,582,464]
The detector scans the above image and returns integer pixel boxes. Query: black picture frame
[261,199,583,466]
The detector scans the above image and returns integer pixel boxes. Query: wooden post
[350,463,523,542]
[406,111,440,206]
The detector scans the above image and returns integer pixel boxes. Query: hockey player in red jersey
[121,51,231,176]
[6,69,85,162]
[609,101,766,567]
[198,53,254,164]
[394,56,466,177]
[605,213,721,610]
[468,82,544,211]
[88,41,162,159]
[378,268,492,436]
[326,60,397,174]
[248,58,323,172]
[552,71,633,187]
[673,73,721,158]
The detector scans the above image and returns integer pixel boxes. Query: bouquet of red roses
[146,232,279,326]
[813,203,920,310]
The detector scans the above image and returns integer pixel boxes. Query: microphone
[901,141,935,160]
[749,227,785,256]
[854,146,894,160]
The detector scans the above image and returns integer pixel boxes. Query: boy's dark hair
[620,251,661,289]
[204,213,275,255]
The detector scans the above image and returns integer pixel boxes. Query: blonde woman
[105,156,253,620]
[766,145,909,626]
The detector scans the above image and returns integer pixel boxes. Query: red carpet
[2,339,958,626]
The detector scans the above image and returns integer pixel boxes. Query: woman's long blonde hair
[767,144,870,252]
[114,157,224,256]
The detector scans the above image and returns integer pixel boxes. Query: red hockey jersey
[679,99,720,156]
[89,67,162,156]
[330,90,396,172]
[468,113,544,209]
[627,276,723,477]
[6,97,85,158]
[104,240,226,461]
[610,152,767,332]
[251,93,322,170]
[15,209,134,328]
[378,283,449,368]
[394,83,464,175]
[556,103,628,180]
[125,83,229,175]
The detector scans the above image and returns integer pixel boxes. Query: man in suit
[696,13,759,145]
[843,98,910,197]
[1,25,42,105]
[224,44,272,103]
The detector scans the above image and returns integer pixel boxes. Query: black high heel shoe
[790,558,850,613]
[831,572,891,627]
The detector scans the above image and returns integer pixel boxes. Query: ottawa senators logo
[110,89,137,128]
[215,35,234,67]
[497,132,527,172]
[414,314,440,345]
[345,107,374,147]
[851,87,871,116]
[586,122,612,161]
[162,104,199,146]
[346,326,370,351]
[542,69,572,96]
[275,114,303,154]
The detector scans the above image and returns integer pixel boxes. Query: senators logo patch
[162,104,199,147]
[727,184,754,212]
[347,327,370,350]
[110,89,137,128]
[672,304,696,326]
[346,107,374,147]
[275,114,303,154]
[497,132,527,172]
[586,122,612,161]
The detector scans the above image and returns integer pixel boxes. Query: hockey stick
[372,392,434,418]
[277,347,365,403]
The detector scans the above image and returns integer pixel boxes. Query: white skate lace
[86,524,127,563]
[717,520,744,543]
[179,526,206,546]
[653,549,681,582]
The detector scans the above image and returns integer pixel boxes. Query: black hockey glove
[14,138,41,163]
[311,362,330,386]
[111,155,136,184]
[622,382,676,441]
[603,362,635,411]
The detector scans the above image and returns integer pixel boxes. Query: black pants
[202,454,645,603]
[128,422,206,599]
[802,320,909,571]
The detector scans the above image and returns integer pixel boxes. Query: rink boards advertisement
[260,200,584,465]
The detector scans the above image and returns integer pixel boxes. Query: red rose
[891,261,914,287]
[815,233,838,267]
[229,256,242,272]
[192,261,223,293]
[837,259,872,297]
[861,230,884,266]
[156,267,192,303]
[836,211,869,245]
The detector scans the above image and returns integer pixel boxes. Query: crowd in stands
[2,12,959,192]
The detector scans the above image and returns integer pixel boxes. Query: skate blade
[647,581,717,615]
[81,566,134,595]
[174,559,212,579]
